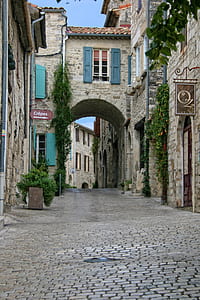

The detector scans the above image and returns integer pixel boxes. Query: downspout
[0,0,8,215]
[143,0,151,197]
[29,12,45,169]
[61,12,67,69]
[146,0,150,121]
[163,0,167,84]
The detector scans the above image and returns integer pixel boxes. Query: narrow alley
[0,189,200,299]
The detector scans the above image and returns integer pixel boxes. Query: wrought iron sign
[174,67,199,116]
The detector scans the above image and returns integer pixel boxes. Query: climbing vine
[146,83,169,203]
[51,63,72,191]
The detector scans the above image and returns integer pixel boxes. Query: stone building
[128,0,163,195]
[66,26,131,188]
[66,122,95,189]
[0,1,46,213]
[167,11,200,212]
[32,7,66,176]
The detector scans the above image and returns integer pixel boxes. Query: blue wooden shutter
[83,47,92,83]
[35,64,46,98]
[128,55,132,85]
[46,133,56,166]
[111,48,121,84]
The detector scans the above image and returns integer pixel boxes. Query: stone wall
[129,0,163,196]
[167,11,200,211]
[4,0,31,207]
[66,35,131,125]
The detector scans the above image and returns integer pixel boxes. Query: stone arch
[82,182,89,189]
[71,99,125,131]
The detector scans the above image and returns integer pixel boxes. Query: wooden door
[183,119,192,207]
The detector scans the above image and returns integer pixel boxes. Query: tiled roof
[67,26,131,36]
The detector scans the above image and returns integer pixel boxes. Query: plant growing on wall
[51,63,72,192]
[146,83,169,203]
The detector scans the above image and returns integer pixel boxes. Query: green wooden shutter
[128,55,132,85]
[35,64,46,98]
[83,47,92,83]
[111,48,121,85]
[46,133,56,166]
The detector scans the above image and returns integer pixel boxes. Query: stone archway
[71,98,126,188]
[71,98,125,132]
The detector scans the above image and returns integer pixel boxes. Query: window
[36,134,46,162]
[180,26,187,52]
[93,49,109,81]
[83,130,86,145]
[143,35,148,71]
[75,127,80,142]
[35,64,46,99]
[35,133,56,166]
[83,47,121,84]
[88,133,90,147]
[137,0,142,13]
[84,155,90,172]
[76,152,81,170]
[135,46,141,77]
[128,55,132,85]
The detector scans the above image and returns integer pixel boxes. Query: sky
[31,0,104,129]
[31,0,105,27]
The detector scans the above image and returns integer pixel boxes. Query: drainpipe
[61,12,67,69]
[0,0,8,215]
[146,0,150,120]
[163,0,167,84]
[29,12,45,169]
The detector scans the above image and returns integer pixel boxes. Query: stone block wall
[167,11,200,211]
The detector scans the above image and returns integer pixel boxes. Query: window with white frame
[84,155,90,172]
[76,152,81,170]
[36,134,46,163]
[135,46,141,77]
[93,49,109,81]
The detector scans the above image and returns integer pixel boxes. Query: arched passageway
[71,99,125,132]
[71,99,126,188]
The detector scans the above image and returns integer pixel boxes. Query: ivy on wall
[146,83,169,203]
[51,64,72,191]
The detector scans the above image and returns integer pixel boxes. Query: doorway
[183,117,192,207]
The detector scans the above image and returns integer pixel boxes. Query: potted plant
[17,167,57,209]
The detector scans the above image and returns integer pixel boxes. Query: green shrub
[17,168,56,207]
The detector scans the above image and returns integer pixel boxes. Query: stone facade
[167,11,200,212]
[66,123,95,189]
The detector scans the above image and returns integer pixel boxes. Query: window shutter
[46,133,56,166]
[35,64,46,98]
[128,55,132,85]
[111,48,121,84]
[83,47,92,83]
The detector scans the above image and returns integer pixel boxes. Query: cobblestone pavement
[0,189,200,300]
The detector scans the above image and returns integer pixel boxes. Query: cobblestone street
[0,189,200,300]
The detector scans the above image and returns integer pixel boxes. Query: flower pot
[28,187,44,210]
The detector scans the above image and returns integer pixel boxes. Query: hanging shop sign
[174,67,199,116]
[30,109,53,120]
[175,82,195,115]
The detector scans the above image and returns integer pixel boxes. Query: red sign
[30,109,53,120]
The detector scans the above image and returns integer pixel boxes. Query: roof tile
[67,26,131,36]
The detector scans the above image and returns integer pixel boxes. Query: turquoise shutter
[83,47,92,83]
[128,55,132,85]
[46,133,56,166]
[111,48,121,84]
[35,64,46,98]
